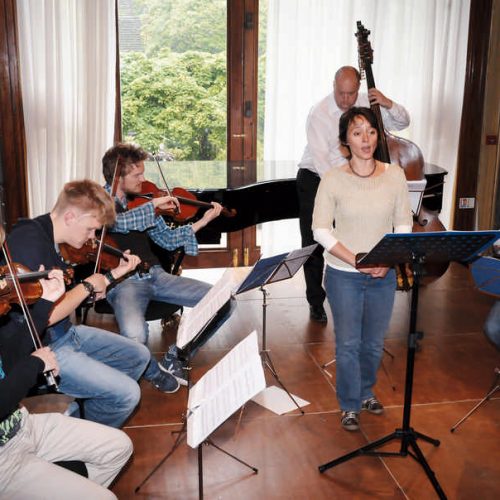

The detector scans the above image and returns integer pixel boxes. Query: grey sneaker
[361,397,384,415]
[159,351,189,386]
[151,371,180,393]
[341,411,359,431]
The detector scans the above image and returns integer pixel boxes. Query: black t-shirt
[6,214,73,340]
[0,299,53,420]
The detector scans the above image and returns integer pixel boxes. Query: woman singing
[312,107,412,431]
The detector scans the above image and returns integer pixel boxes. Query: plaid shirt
[105,185,199,256]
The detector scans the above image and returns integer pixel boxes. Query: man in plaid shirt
[102,143,223,394]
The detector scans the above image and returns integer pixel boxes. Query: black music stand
[235,244,318,415]
[135,297,236,496]
[318,230,500,500]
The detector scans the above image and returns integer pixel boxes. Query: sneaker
[151,371,180,393]
[341,411,359,431]
[361,397,384,415]
[159,349,189,386]
[309,304,327,323]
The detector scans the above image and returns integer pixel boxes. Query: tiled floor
[95,262,499,499]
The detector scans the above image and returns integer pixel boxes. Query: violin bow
[93,155,122,275]
[0,239,58,389]
[152,152,181,216]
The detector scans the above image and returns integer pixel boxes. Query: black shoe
[361,397,384,415]
[341,411,359,431]
[309,304,327,323]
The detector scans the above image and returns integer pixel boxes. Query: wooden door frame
[0,0,28,229]
[183,0,260,269]
[453,0,494,229]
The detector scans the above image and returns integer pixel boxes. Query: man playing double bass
[297,65,410,323]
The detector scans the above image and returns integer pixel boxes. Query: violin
[128,180,236,223]
[59,235,150,274]
[355,21,448,286]
[0,263,72,316]
[0,234,59,388]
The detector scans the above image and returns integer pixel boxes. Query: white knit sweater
[312,163,413,271]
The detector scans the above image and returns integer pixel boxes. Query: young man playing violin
[0,227,132,499]
[5,179,151,427]
[101,143,225,392]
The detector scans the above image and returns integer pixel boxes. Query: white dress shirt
[298,93,410,178]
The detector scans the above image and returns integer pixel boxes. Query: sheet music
[187,330,265,448]
[176,267,250,349]
[407,179,426,215]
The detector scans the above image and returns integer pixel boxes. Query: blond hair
[52,179,116,226]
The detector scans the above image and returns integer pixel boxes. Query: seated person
[101,143,226,391]
[484,300,500,350]
[0,229,132,499]
[5,179,151,427]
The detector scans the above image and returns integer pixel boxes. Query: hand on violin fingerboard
[110,251,141,282]
[191,202,223,233]
[201,202,223,224]
[39,267,66,303]
[153,195,180,212]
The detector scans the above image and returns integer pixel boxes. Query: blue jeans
[106,265,211,380]
[49,324,150,428]
[484,300,500,349]
[324,266,396,412]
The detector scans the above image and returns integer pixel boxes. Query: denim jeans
[106,265,211,380]
[49,324,150,428]
[484,300,500,349]
[324,266,396,412]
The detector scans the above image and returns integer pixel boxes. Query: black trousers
[296,168,326,307]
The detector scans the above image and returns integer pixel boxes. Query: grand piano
[181,164,446,245]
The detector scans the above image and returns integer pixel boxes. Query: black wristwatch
[81,280,96,296]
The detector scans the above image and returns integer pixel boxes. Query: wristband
[81,280,95,296]
[104,271,116,284]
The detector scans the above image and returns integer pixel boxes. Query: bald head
[334,66,361,111]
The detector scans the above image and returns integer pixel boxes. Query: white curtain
[16,0,116,216]
[261,0,470,256]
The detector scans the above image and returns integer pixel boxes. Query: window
[118,0,228,190]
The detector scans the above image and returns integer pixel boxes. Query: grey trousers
[0,408,132,499]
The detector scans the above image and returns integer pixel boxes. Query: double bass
[355,21,448,284]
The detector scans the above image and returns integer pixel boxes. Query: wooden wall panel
[0,0,28,228]
[453,0,494,229]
